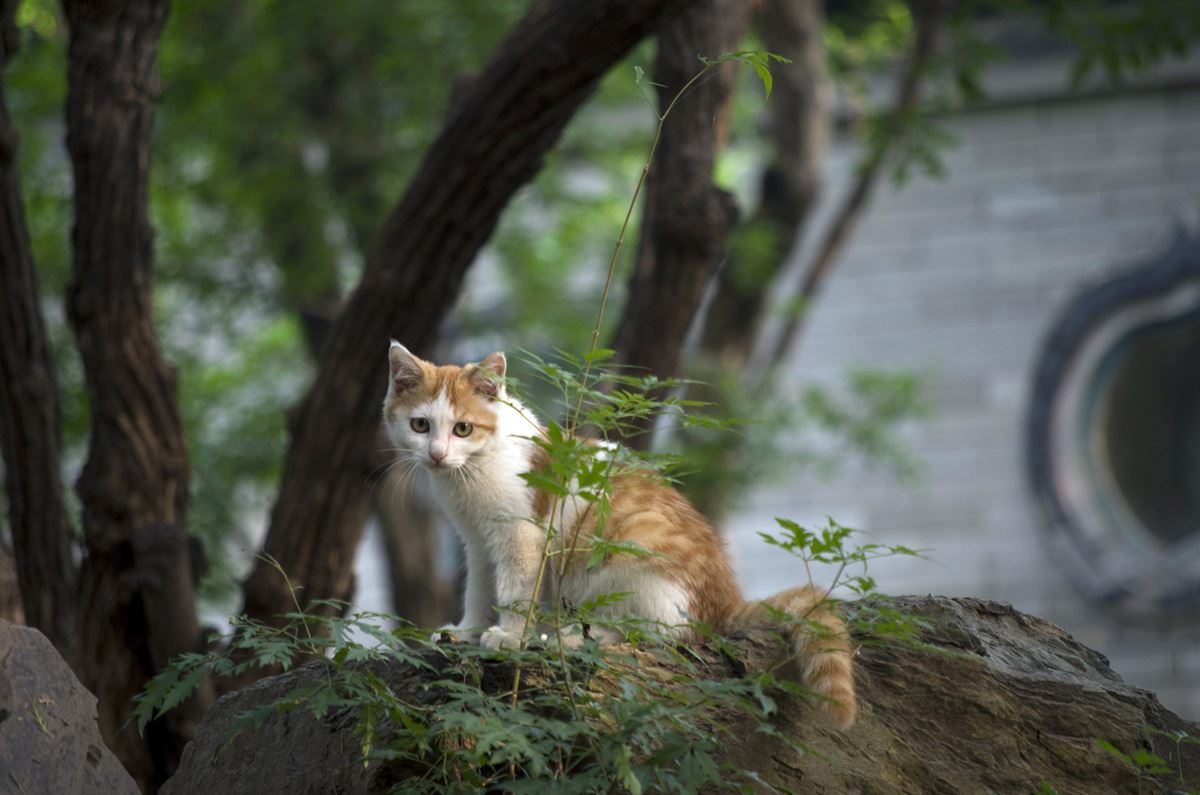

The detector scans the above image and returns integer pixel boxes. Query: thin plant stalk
[506,56,729,713]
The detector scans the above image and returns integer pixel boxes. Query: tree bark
[0,537,26,624]
[0,0,78,656]
[609,0,750,449]
[61,0,213,789]
[697,0,829,370]
[241,0,682,629]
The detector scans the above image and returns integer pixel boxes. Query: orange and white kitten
[382,343,856,728]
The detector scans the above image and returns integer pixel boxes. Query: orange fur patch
[384,358,500,434]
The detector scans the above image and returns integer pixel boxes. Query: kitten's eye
[410,417,430,433]
[453,421,473,438]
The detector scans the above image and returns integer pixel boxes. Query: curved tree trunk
[609,0,750,449]
[0,0,78,656]
[62,0,213,789]
[241,0,682,630]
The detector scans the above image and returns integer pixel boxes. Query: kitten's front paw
[479,625,522,650]
[432,624,480,644]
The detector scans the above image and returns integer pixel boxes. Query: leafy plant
[1095,728,1200,795]
[134,515,924,793]
[672,365,930,520]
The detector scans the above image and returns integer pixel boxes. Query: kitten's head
[382,341,507,472]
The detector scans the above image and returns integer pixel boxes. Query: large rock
[0,620,138,795]
[164,597,1199,794]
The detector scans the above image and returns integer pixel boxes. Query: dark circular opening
[1089,309,1200,546]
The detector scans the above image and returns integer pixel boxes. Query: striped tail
[726,585,857,729]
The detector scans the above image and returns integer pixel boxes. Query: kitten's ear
[388,341,423,394]
[469,351,507,399]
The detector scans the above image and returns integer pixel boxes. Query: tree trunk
[241,0,682,630]
[697,0,829,370]
[0,0,78,656]
[0,538,25,624]
[609,0,750,449]
[61,0,213,789]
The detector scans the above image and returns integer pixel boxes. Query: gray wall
[728,83,1200,719]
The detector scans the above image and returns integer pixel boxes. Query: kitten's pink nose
[430,449,447,464]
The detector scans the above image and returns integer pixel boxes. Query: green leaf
[751,677,777,716]
[1094,738,1131,765]
[753,61,773,100]
[615,744,642,795]
[518,471,569,497]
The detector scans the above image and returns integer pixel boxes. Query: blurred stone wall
[729,70,1200,719]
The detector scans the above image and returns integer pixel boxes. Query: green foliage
[136,604,773,792]
[1095,727,1200,794]
[823,0,1200,192]
[702,50,793,101]
[799,368,930,482]
[762,516,923,597]
[1040,0,1200,87]
[674,366,930,520]
[1095,738,1174,777]
[726,220,785,294]
[867,106,958,187]
[826,0,969,188]
[825,0,915,86]
[175,316,309,606]
[136,518,922,792]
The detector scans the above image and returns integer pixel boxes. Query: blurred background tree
[1,0,1196,790]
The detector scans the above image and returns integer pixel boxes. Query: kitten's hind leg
[560,567,692,647]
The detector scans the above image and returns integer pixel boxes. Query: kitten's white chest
[429,444,532,538]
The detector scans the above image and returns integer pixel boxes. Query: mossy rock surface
[163,596,1200,794]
